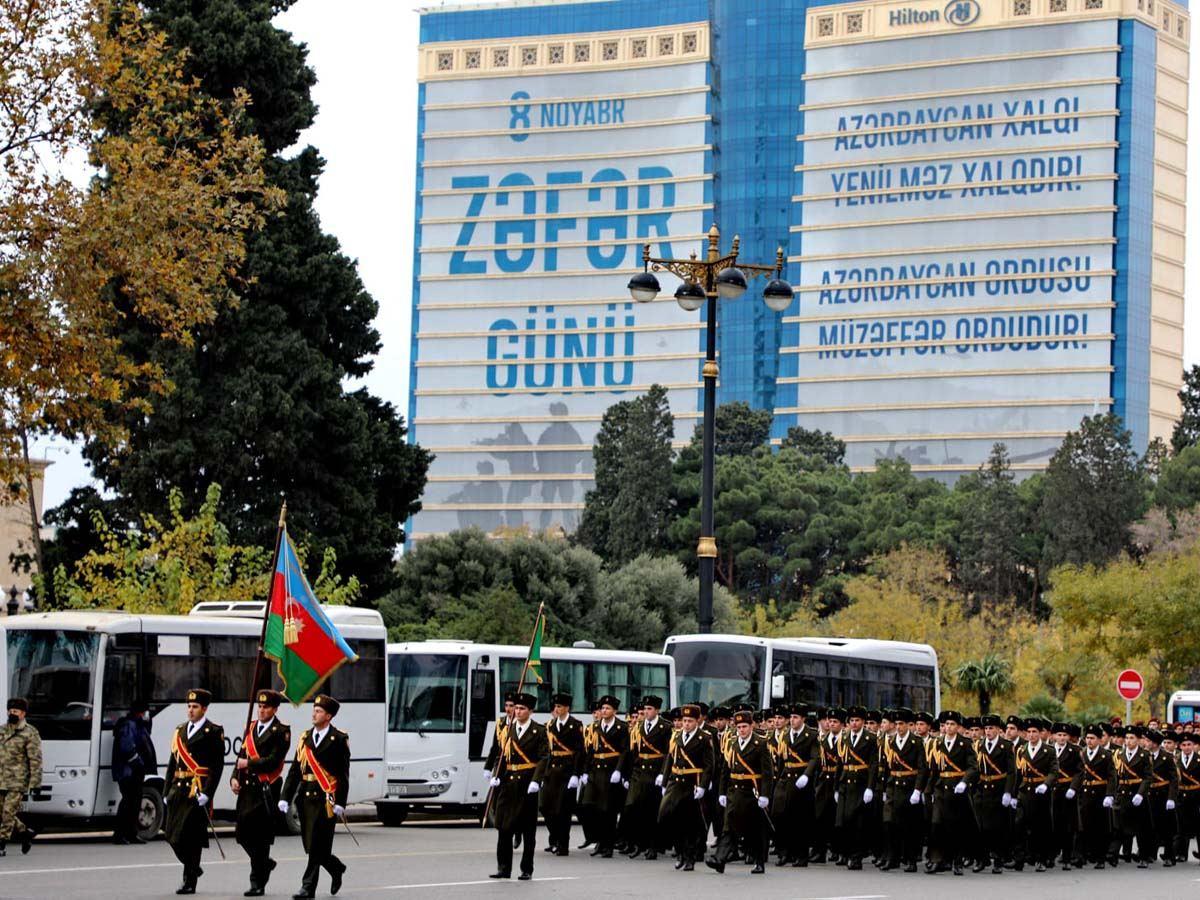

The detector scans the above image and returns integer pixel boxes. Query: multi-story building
[408,0,1189,538]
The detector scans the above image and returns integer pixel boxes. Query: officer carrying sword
[231,689,291,897]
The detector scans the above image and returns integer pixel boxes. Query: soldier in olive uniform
[1078,723,1117,868]
[811,707,843,863]
[579,695,629,858]
[280,694,350,898]
[487,692,548,880]
[881,708,928,872]
[622,695,671,859]
[230,690,291,897]
[1013,718,1059,871]
[0,698,41,857]
[835,705,878,870]
[1050,722,1084,870]
[657,704,714,871]
[971,714,1015,873]
[1174,732,1200,864]
[771,703,819,866]
[925,709,978,875]
[1110,725,1154,867]
[541,692,583,856]
[1145,729,1179,867]
[164,689,225,895]
[484,692,516,779]
[707,709,776,874]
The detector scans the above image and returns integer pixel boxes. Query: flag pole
[241,501,288,746]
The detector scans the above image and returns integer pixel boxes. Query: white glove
[484,770,492,780]
[909,789,921,805]
[1002,792,1012,806]
[862,788,874,805]
[655,774,664,787]
[278,800,289,814]
[490,776,502,787]
[622,780,629,790]
[757,795,769,809]
[834,791,839,803]
[1102,796,1114,809]
[693,786,705,800]
[609,770,622,784]
[527,782,540,795]
[333,805,345,818]
[1132,793,1143,807]
[196,793,209,806]
[567,775,580,790]
[795,774,809,790]
[1166,799,1176,811]
[1035,784,1047,795]
[882,793,888,803]
[1065,788,1076,800]
[718,795,727,808]
[580,774,589,786]
[954,782,967,795]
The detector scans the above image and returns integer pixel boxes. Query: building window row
[429,29,704,75]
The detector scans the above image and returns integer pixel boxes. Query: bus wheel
[377,803,409,827]
[137,784,165,841]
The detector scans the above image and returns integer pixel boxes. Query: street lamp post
[627,224,793,632]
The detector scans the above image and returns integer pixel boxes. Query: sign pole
[1125,699,1132,726]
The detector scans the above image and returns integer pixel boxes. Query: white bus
[1,602,387,839]
[664,634,941,714]
[1167,690,1200,724]
[378,640,675,825]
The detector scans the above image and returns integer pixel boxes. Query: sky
[31,0,1200,512]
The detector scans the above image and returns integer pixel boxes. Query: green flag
[526,605,545,685]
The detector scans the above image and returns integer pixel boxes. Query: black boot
[750,861,765,874]
[176,877,197,896]
[244,884,264,898]
[20,829,35,854]
[705,856,726,874]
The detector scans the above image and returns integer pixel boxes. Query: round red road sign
[1116,669,1144,701]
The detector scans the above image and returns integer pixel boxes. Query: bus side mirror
[771,674,786,700]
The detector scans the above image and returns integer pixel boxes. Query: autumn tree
[1,0,280,576]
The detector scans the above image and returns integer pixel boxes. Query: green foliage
[1020,694,1068,721]
[576,385,675,565]
[780,426,846,466]
[1171,364,1200,454]
[691,401,773,457]
[1038,413,1148,570]
[52,483,359,615]
[953,444,1033,607]
[952,654,1015,715]
[1152,443,1200,513]
[68,0,430,600]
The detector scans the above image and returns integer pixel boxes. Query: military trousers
[0,789,29,842]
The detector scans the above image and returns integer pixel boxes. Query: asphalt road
[3,821,1200,899]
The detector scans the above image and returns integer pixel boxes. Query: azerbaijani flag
[525,604,545,685]
[263,527,358,704]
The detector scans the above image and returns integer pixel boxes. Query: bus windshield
[6,629,100,740]
[668,641,764,708]
[388,653,468,733]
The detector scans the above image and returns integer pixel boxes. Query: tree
[1152,443,1200,513]
[1,0,280,577]
[1038,413,1148,570]
[691,401,773,457]
[53,483,360,615]
[74,0,430,597]
[952,654,1015,715]
[780,426,846,466]
[1171,364,1200,453]
[953,444,1032,608]
[577,385,675,566]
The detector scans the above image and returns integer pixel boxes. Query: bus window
[388,654,467,733]
[468,667,495,760]
[101,650,142,729]
[324,639,387,703]
[668,641,765,708]
[6,630,100,741]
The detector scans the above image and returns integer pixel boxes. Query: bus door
[468,666,495,761]
[97,635,145,815]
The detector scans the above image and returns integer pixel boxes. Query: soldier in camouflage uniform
[0,698,42,856]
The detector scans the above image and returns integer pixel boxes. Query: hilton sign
[889,0,981,27]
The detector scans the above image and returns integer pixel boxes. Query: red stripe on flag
[269,572,348,675]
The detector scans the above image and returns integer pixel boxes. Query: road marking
[0,848,489,876]
[363,877,580,891]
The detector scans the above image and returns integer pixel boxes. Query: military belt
[939,772,963,779]
[1118,777,1142,785]
[672,767,702,775]
[1021,776,1047,784]
[979,773,1007,782]
[551,750,574,757]
[1083,779,1107,787]
[1179,784,1200,792]
[638,752,665,760]
[302,774,318,782]
[593,752,620,760]
[841,764,868,772]
[784,761,808,769]
[508,762,537,772]
[730,773,760,781]
[890,771,918,778]
[1150,778,1170,789]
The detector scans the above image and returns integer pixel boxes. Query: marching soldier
[707,709,775,874]
[811,707,842,863]
[1174,732,1200,864]
[657,704,714,871]
[622,695,670,859]
[1051,722,1084,870]
[972,714,1015,873]
[1145,729,1179,866]
[1078,723,1116,868]
[771,702,819,867]
[484,692,516,779]
[835,705,878,870]
[0,698,41,857]
[279,694,350,898]
[1013,718,1058,871]
[881,708,928,872]
[541,692,583,856]
[164,689,225,895]
[925,709,977,875]
[231,689,290,897]
[1110,725,1154,867]
[706,705,730,842]
[579,694,628,858]
[487,692,548,880]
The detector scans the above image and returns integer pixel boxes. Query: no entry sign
[1116,669,1144,702]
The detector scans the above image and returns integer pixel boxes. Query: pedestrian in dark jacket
[112,701,157,844]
